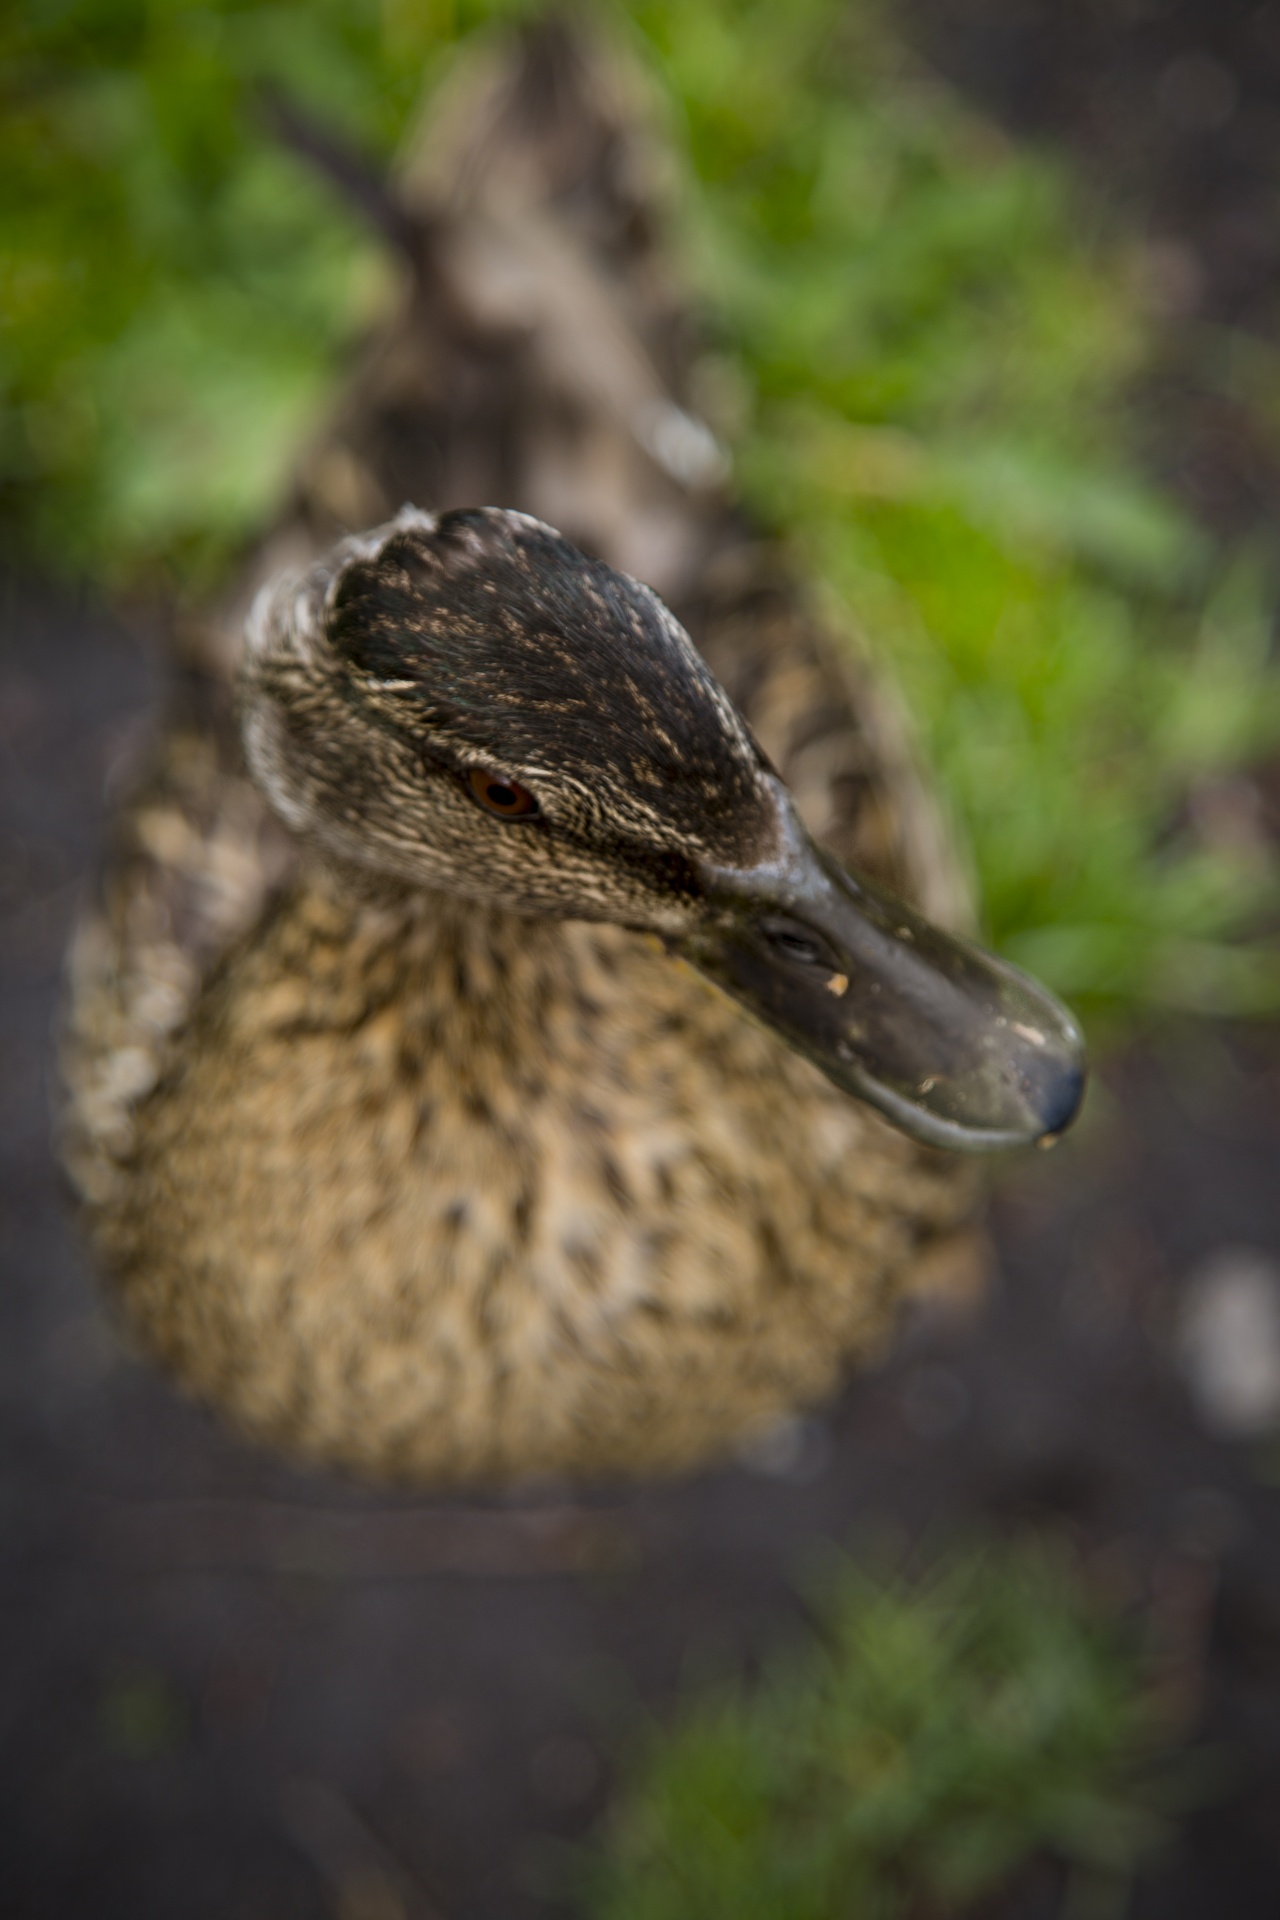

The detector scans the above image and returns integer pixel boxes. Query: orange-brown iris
[465,767,540,819]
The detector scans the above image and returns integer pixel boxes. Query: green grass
[583,1542,1176,1920]
[4,0,1280,1014]
[0,0,421,586]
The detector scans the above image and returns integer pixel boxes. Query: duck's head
[243,506,1084,1152]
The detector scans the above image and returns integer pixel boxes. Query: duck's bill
[682,817,1085,1154]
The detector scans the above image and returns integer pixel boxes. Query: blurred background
[7,1,1280,1915]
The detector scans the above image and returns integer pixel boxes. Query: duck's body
[82,875,970,1480]
[59,25,1080,1482]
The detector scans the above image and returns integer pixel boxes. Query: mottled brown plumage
[56,21,1058,1483]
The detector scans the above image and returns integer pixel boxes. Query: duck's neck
[289,850,635,1043]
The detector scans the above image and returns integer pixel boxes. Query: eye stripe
[465,766,541,820]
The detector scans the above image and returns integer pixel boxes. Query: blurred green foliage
[0,0,434,583]
[585,1543,1173,1920]
[4,0,1280,1012]
[625,0,1280,1014]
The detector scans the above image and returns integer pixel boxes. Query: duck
[57,20,1084,1484]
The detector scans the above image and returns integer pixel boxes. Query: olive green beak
[682,800,1085,1154]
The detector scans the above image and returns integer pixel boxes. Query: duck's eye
[465,767,541,820]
